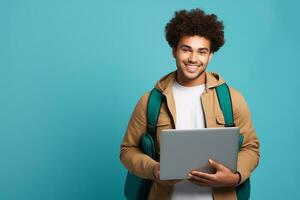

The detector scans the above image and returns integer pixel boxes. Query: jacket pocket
[157,111,172,126]
[216,114,225,126]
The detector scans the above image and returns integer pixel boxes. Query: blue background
[1,0,299,199]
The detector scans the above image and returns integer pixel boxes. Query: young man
[120,9,260,200]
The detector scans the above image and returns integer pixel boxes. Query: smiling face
[173,35,213,87]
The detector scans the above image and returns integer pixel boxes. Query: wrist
[234,171,241,186]
[236,171,241,185]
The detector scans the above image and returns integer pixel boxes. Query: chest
[155,89,226,155]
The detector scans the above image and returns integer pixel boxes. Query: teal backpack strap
[215,83,250,200]
[215,83,235,127]
[146,88,163,159]
[147,88,163,141]
[124,88,163,200]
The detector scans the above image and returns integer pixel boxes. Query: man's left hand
[188,159,240,188]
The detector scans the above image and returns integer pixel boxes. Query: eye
[182,48,189,53]
[199,51,208,55]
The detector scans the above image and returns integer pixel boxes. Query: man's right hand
[153,163,181,187]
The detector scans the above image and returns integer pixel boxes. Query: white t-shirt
[171,81,213,200]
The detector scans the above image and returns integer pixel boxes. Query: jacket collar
[154,70,226,126]
[155,70,226,93]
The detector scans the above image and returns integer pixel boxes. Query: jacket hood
[154,70,226,93]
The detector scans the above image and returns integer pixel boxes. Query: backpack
[124,83,250,200]
[124,89,163,200]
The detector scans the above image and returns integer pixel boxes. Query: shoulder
[132,91,151,115]
[139,91,151,106]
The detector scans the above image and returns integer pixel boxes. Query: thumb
[208,159,224,170]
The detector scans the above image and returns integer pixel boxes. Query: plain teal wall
[1,0,299,199]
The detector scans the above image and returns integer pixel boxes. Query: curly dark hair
[165,9,225,52]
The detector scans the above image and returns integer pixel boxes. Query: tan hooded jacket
[120,71,260,200]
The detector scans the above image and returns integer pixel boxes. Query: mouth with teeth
[184,63,201,73]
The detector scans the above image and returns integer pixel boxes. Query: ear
[172,48,176,58]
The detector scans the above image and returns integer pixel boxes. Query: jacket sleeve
[231,88,260,184]
[120,92,158,180]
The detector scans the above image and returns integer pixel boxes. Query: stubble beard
[176,65,206,86]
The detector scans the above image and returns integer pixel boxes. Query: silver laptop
[159,127,239,180]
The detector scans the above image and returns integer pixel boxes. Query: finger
[188,173,213,184]
[209,159,224,170]
[189,174,214,184]
[153,163,160,180]
[189,176,212,184]
[188,179,210,187]
[190,171,216,181]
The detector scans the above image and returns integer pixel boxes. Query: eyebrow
[179,45,209,51]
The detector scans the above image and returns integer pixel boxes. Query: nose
[188,52,197,63]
